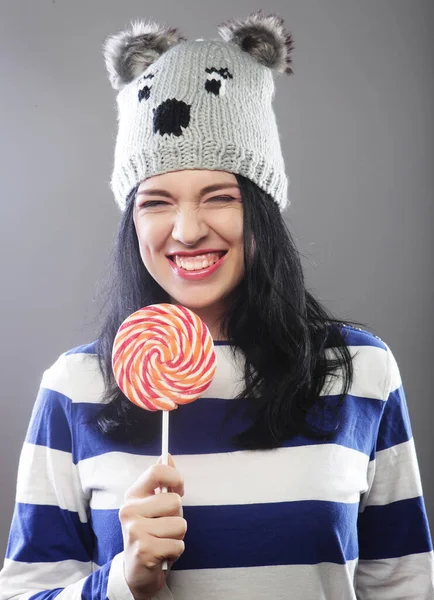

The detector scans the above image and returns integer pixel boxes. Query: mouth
[167,251,227,280]
[168,251,226,272]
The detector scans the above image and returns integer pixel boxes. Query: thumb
[157,453,176,467]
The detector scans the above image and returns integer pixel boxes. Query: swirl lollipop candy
[112,303,217,414]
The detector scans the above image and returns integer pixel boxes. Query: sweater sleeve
[355,345,434,599]
[0,358,172,600]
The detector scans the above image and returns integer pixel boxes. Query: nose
[171,208,209,246]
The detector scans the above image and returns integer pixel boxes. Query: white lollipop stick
[161,409,169,571]
[161,409,169,474]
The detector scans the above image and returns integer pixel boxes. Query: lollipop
[112,303,217,412]
[112,304,217,567]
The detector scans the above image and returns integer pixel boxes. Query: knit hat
[104,11,293,211]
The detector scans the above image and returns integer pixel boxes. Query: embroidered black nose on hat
[153,98,191,137]
[104,11,293,211]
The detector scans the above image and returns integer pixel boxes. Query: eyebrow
[136,182,240,199]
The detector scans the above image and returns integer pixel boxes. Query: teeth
[173,252,222,271]
[194,257,203,270]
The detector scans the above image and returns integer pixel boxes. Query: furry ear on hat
[219,10,293,74]
[104,20,186,90]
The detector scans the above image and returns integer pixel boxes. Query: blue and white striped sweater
[0,326,433,599]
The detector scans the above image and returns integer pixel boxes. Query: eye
[137,72,156,103]
[205,195,237,204]
[138,86,151,102]
[138,200,170,209]
[205,67,233,97]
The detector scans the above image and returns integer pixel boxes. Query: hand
[119,455,186,600]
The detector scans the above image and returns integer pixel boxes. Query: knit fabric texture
[111,39,288,211]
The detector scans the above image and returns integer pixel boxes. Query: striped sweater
[0,325,433,599]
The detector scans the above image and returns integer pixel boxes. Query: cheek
[230,217,244,242]
[213,209,243,242]
[135,218,170,257]
[133,216,173,275]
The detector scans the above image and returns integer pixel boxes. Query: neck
[196,312,226,341]
[170,301,228,341]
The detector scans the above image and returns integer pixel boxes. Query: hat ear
[219,10,293,74]
[104,20,186,90]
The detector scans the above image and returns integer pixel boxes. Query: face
[133,169,244,332]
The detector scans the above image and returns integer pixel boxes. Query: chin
[169,293,225,312]
[174,299,216,311]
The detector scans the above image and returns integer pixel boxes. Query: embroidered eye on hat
[104,11,293,211]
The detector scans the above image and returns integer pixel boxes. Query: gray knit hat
[104,11,293,211]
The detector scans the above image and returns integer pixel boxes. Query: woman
[0,12,432,600]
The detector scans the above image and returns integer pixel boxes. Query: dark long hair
[95,175,364,449]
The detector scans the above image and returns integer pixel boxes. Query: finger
[154,537,185,563]
[156,454,182,495]
[120,493,183,520]
[136,537,186,569]
[140,516,187,541]
[126,464,184,500]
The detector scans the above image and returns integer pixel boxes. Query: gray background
[0,0,433,555]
